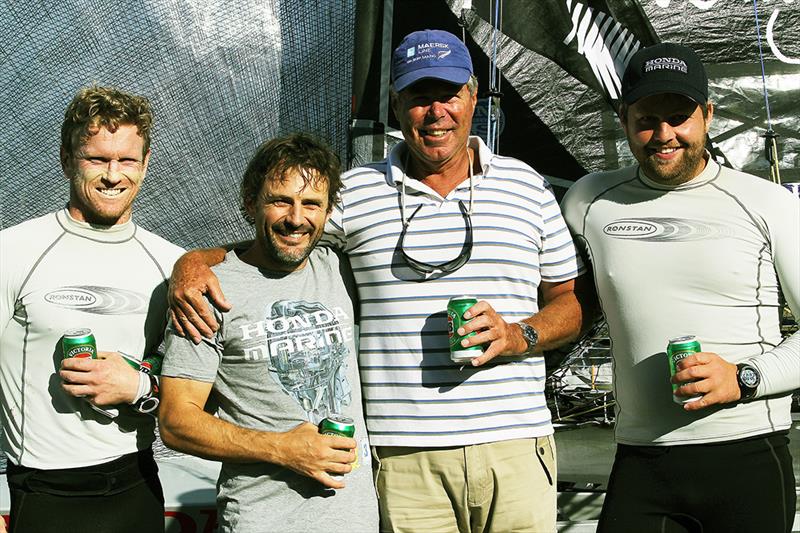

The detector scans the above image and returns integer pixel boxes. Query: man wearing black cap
[562,43,799,532]
[167,28,591,532]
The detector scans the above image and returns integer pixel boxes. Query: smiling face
[622,93,713,186]
[245,168,331,272]
[391,78,477,176]
[63,124,149,225]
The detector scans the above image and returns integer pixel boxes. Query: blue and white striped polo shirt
[323,136,583,447]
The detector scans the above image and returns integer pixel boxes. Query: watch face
[137,396,160,414]
[519,323,538,351]
[740,367,759,388]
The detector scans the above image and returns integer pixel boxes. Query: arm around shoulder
[168,247,233,341]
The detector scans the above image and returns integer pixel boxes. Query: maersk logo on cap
[391,29,473,92]
[644,57,688,74]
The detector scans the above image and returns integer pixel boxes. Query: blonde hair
[61,85,153,157]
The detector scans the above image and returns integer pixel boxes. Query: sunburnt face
[63,124,149,225]
[391,78,476,175]
[246,168,331,272]
[622,93,713,186]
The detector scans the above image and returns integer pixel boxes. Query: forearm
[746,331,800,398]
[180,247,227,269]
[525,276,598,352]
[160,403,284,464]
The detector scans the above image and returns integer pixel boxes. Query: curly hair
[240,133,342,224]
[61,85,153,157]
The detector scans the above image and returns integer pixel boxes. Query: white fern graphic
[563,0,642,99]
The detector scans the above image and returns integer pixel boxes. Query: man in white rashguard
[562,43,799,532]
[0,86,182,532]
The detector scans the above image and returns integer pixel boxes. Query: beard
[262,224,323,269]
[638,139,707,186]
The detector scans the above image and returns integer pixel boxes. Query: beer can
[667,335,702,404]
[62,328,97,359]
[140,355,162,375]
[318,414,355,438]
[447,296,483,362]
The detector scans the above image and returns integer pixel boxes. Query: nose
[427,100,446,120]
[285,202,304,228]
[102,160,124,184]
[652,120,676,143]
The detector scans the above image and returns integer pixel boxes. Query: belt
[7,448,159,497]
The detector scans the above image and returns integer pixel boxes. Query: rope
[486,0,503,153]
[752,0,781,184]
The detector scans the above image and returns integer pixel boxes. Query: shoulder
[715,165,790,197]
[131,225,185,272]
[563,166,637,205]
[341,160,387,187]
[308,245,342,270]
[487,154,549,191]
[0,211,62,260]
[713,167,799,224]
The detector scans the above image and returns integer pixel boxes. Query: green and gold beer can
[667,335,702,404]
[447,296,483,363]
[319,414,355,438]
[62,328,97,359]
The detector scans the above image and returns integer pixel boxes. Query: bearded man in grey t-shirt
[158,134,378,533]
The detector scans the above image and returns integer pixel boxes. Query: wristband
[132,371,151,403]
[133,374,160,414]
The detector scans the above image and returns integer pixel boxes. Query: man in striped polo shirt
[169,30,593,532]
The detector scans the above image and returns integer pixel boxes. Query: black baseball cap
[621,43,708,105]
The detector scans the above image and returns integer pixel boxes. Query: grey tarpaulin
[0,1,356,248]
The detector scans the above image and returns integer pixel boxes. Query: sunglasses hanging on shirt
[398,150,475,275]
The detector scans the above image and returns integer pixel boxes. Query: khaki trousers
[373,436,557,533]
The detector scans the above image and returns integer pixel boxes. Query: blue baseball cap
[391,29,473,92]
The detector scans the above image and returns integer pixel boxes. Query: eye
[667,115,690,127]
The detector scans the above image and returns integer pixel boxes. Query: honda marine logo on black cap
[644,57,688,74]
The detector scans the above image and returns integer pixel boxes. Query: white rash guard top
[0,209,183,468]
[562,158,800,445]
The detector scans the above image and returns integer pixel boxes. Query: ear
[619,113,629,137]
[390,91,400,117]
[60,146,71,177]
[704,102,714,132]
[141,149,152,180]
[244,195,258,222]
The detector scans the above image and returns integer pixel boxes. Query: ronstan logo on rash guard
[44,286,149,314]
[603,218,733,242]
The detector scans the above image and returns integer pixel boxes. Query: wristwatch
[735,363,760,401]
[516,322,539,355]
[133,374,160,414]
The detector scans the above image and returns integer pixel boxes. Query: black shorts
[597,431,796,533]
[7,448,165,533]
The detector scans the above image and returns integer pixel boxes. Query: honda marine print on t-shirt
[237,299,354,424]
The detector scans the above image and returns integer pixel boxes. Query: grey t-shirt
[162,247,378,532]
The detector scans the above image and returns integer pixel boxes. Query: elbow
[157,410,188,452]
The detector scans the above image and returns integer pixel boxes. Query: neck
[407,146,477,197]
